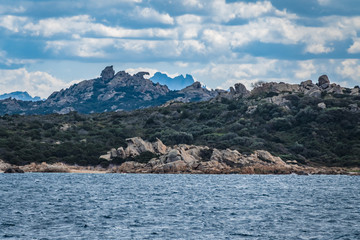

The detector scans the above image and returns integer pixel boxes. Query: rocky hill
[0,73,359,170]
[0,66,219,115]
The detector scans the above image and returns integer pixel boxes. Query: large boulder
[255,150,286,165]
[125,137,156,157]
[318,75,330,89]
[4,168,24,173]
[101,66,115,81]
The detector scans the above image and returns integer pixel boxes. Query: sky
[1,0,360,98]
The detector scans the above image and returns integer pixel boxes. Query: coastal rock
[106,137,292,173]
[0,159,12,171]
[4,168,24,173]
[162,160,187,173]
[124,137,156,157]
[20,162,70,173]
[117,161,146,173]
[152,138,168,154]
[255,150,286,165]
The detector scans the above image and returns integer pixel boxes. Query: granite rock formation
[101,137,346,174]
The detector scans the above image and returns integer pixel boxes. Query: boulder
[116,147,126,159]
[125,137,155,157]
[99,152,111,161]
[165,149,181,163]
[305,88,322,98]
[300,80,314,89]
[152,138,167,154]
[255,150,286,165]
[0,159,12,171]
[110,148,118,158]
[117,161,145,173]
[317,102,326,109]
[101,66,115,81]
[4,168,24,173]
[318,75,330,89]
[349,103,360,112]
[162,160,187,173]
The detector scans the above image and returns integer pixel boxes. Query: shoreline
[1,161,359,175]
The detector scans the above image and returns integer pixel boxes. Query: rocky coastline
[1,160,358,175]
[3,137,355,175]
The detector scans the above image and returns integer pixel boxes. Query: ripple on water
[0,174,359,239]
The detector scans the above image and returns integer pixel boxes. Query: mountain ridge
[150,72,195,90]
[0,91,41,101]
[0,66,217,115]
[0,66,359,116]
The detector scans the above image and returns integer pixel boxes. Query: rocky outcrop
[4,168,24,173]
[318,75,330,89]
[216,83,250,100]
[179,82,219,102]
[101,65,115,81]
[250,76,348,100]
[103,137,314,174]
[1,69,359,116]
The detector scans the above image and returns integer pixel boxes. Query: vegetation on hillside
[0,91,359,167]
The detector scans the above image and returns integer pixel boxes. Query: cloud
[336,59,360,82]
[348,38,360,53]
[0,15,27,32]
[295,60,317,79]
[0,5,25,14]
[133,7,174,25]
[182,0,203,9]
[0,68,68,98]
[317,0,332,6]
[45,38,115,58]
[304,44,334,54]
[210,0,295,23]
[192,57,358,91]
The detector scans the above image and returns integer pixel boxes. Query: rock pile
[101,137,345,174]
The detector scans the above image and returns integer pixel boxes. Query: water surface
[1,174,359,239]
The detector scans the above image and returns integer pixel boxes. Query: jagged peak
[134,72,150,79]
[101,66,115,81]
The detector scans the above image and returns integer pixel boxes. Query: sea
[0,174,359,240]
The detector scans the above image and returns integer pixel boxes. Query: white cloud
[336,59,360,81]
[348,38,360,53]
[134,7,174,25]
[45,38,115,57]
[0,5,25,14]
[304,44,334,54]
[295,60,317,79]
[182,0,204,9]
[210,0,294,23]
[0,15,27,32]
[0,68,67,98]
[192,58,357,91]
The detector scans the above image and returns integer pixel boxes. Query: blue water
[0,174,359,240]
